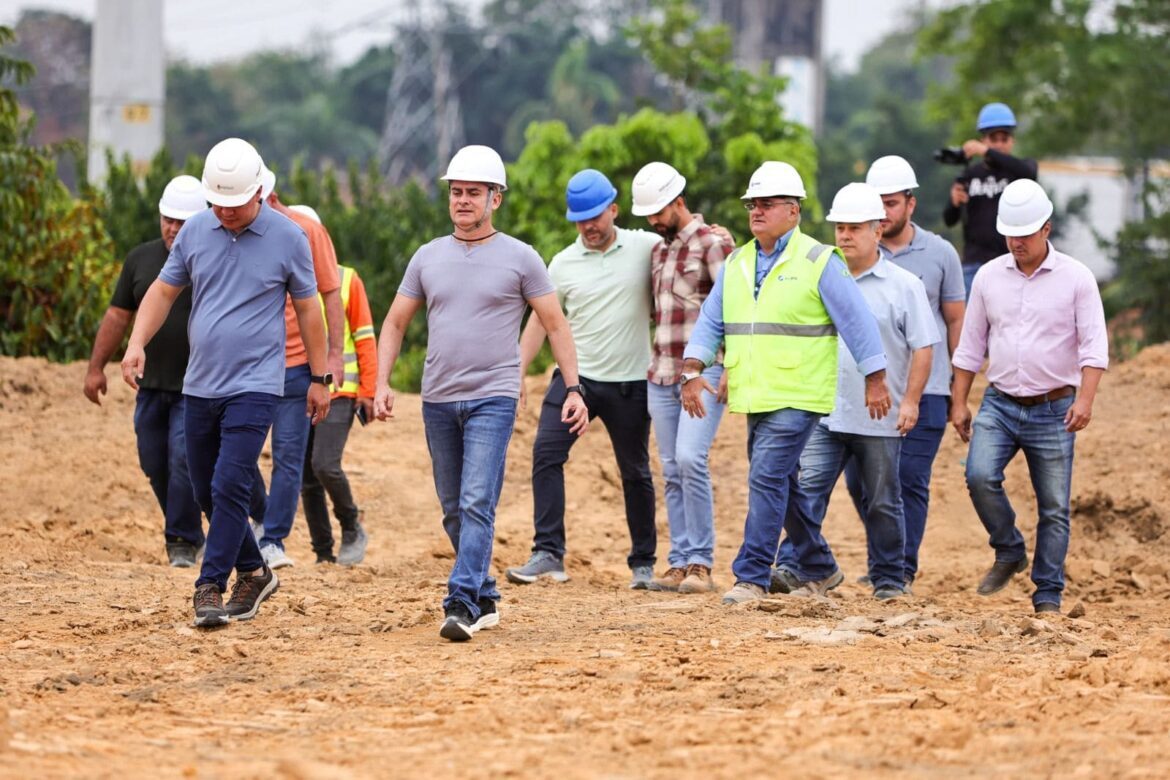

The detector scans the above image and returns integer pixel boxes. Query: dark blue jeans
[731,408,822,589]
[134,389,203,547]
[962,262,981,301]
[965,388,1076,608]
[531,370,656,569]
[185,392,277,591]
[777,424,905,590]
[423,396,516,619]
[259,364,311,549]
[844,393,948,583]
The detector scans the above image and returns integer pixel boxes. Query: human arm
[983,148,1038,180]
[680,265,729,418]
[321,289,345,385]
[84,307,133,404]
[1066,367,1104,432]
[349,272,378,421]
[373,293,425,421]
[1066,271,1110,432]
[290,294,331,425]
[897,346,933,434]
[528,291,588,436]
[941,301,965,358]
[950,367,976,442]
[120,280,184,390]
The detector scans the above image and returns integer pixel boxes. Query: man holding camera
[942,102,1038,295]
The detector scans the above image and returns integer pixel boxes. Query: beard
[882,215,909,239]
[652,215,680,242]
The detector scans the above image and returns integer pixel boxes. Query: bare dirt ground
[2,348,1170,779]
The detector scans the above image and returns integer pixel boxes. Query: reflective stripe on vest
[721,227,842,415]
[319,266,363,396]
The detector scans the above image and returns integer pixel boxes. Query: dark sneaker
[1034,601,1061,615]
[474,598,500,631]
[439,602,475,642]
[193,583,229,628]
[873,584,906,601]
[315,552,337,565]
[976,557,1029,596]
[857,574,872,586]
[789,568,846,598]
[629,565,655,590]
[505,551,569,584]
[225,566,279,621]
[768,566,801,594]
[337,521,368,566]
[167,541,199,568]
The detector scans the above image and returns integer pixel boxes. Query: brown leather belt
[993,385,1075,406]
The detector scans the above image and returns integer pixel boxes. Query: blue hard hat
[977,102,1017,132]
[565,169,618,222]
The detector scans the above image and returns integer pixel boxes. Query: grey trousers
[301,396,359,556]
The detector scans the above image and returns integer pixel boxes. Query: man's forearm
[546,325,580,386]
[1078,366,1105,405]
[904,347,932,405]
[88,307,132,370]
[322,289,345,356]
[519,315,548,375]
[951,368,976,405]
[292,298,329,373]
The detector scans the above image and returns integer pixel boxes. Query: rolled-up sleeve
[682,265,726,366]
[819,254,886,375]
[1075,270,1109,370]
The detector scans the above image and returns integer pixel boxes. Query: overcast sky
[0,0,935,72]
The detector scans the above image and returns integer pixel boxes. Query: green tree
[1,25,118,361]
[918,0,1170,344]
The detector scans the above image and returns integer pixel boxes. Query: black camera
[933,147,968,165]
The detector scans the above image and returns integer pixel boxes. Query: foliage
[1,26,118,361]
[918,0,1170,346]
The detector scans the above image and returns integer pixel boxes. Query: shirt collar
[854,254,889,280]
[210,200,272,236]
[674,214,706,245]
[1000,241,1060,273]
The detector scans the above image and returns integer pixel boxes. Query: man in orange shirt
[290,205,376,566]
[252,167,346,568]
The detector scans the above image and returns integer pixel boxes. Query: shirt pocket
[672,257,706,304]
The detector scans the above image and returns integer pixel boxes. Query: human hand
[561,392,589,435]
[682,376,715,419]
[716,370,729,405]
[120,345,146,391]
[1064,396,1092,432]
[895,399,919,435]
[374,385,396,421]
[84,367,108,405]
[950,403,973,443]
[306,383,331,425]
[864,372,891,420]
[950,182,969,207]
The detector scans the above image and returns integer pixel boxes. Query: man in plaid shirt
[632,162,734,594]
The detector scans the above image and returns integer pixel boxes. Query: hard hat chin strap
[472,186,496,230]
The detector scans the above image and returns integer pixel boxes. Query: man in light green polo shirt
[506,169,663,589]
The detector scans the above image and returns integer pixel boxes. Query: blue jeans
[844,394,948,582]
[259,364,312,549]
[731,408,822,589]
[962,262,981,301]
[134,389,203,547]
[965,388,1076,608]
[423,396,517,619]
[185,393,277,591]
[647,366,725,568]
[777,425,905,590]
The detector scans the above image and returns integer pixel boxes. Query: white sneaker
[260,543,294,569]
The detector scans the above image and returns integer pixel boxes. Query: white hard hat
[825,182,886,223]
[158,174,206,220]
[202,138,263,207]
[865,155,919,195]
[996,179,1053,237]
[259,164,276,200]
[742,161,807,200]
[440,144,508,191]
[288,204,322,224]
[631,161,686,216]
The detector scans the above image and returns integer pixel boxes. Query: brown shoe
[649,567,687,592]
[225,565,279,621]
[678,564,717,594]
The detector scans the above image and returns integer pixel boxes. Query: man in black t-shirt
[84,175,267,567]
[942,102,1038,297]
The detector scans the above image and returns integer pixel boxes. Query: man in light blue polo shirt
[122,138,332,628]
[774,183,938,600]
[837,155,966,589]
[505,169,664,590]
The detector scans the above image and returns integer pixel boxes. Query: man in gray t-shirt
[373,145,589,643]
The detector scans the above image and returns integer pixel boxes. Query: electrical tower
[87,0,164,182]
[377,2,464,187]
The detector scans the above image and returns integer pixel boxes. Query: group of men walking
[89,100,1108,641]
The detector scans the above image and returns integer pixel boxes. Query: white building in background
[1039,157,1169,281]
[87,0,164,182]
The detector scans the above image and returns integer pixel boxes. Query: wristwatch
[680,371,702,384]
[310,373,334,386]
[564,384,586,399]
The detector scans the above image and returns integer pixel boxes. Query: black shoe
[976,557,1029,596]
[439,602,475,642]
[474,598,500,632]
[1034,601,1061,614]
[167,540,199,568]
[225,566,279,621]
[768,566,801,594]
[315,553,337,565]
[193,583,229,628]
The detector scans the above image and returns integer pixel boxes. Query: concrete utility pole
[87,0,164,182]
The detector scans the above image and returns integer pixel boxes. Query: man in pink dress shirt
[950,179,1108,615]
